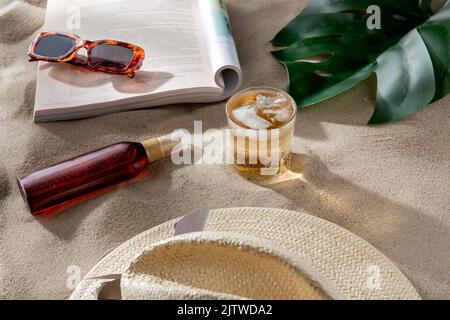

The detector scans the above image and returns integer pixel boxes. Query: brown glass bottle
[18,142,149,215]
[17,134,181,215]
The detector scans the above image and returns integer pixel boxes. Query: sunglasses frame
[28,32,145,78]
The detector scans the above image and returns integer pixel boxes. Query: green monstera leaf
[272,0,450,124]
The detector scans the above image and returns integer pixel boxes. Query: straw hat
[70,208,421,300]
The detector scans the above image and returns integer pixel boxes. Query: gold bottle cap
[142,132,184,163]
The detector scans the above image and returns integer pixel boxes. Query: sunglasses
[28,32,145,78]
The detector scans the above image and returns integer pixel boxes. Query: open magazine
[33,0,242,122]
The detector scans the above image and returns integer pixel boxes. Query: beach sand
[0,0,449,299]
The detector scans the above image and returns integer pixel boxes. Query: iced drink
[226,87,297,179]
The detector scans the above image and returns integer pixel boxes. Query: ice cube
[257,93,287,108]
[232,104,271,129]
[274,108,291,123]
[256,94,271,106]
[254,93,292,125]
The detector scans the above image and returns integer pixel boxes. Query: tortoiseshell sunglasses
[28,32,145,78]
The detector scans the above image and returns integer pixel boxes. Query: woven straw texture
[70,208,421,300]
[121,232,340,300]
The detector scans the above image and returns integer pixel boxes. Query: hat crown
[121,231,344,300]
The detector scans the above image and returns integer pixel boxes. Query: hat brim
[70,207,421,300]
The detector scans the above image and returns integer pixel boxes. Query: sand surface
[0,0,449,299]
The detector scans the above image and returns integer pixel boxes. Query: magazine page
[198,0,242,98]
[34,0,219,120]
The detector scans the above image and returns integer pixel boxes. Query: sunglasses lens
[90,44,134,70]
[34,34,77,58]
